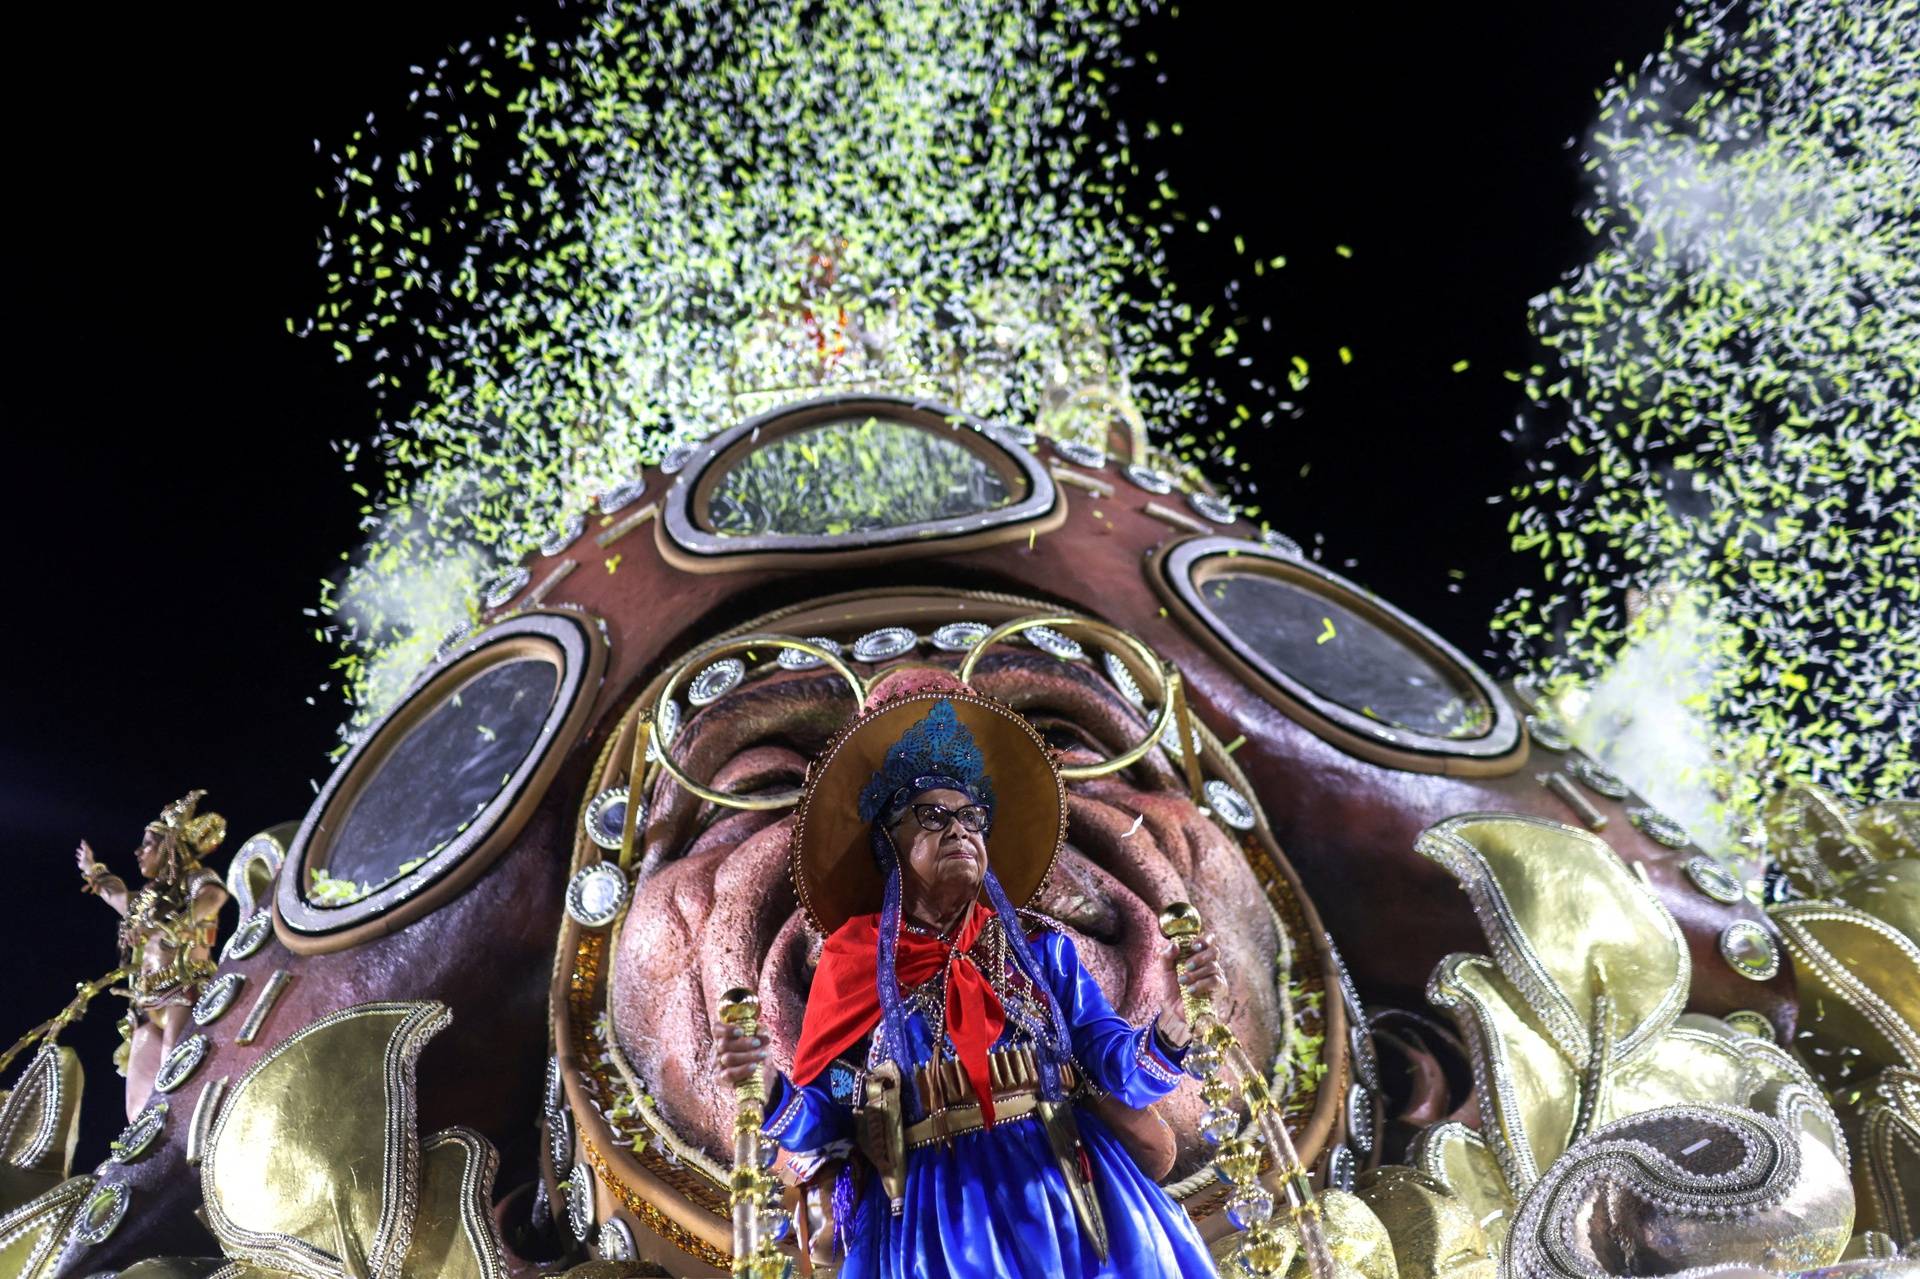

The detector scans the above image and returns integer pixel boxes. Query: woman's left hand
[1170,932,1228,1005]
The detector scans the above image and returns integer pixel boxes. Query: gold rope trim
[582,1132,730,1268]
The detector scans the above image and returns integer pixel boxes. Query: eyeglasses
[899,803,991,835]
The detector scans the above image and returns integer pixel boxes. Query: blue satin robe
[762,930,1219,1278]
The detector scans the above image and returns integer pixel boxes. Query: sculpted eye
[711,418,1014,535]
[277,612,605,952]
[659,397,1062,569]
[1156,536,1524,771]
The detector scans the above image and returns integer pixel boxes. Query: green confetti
[1495,0,1919,843]
[301,0,1307,736]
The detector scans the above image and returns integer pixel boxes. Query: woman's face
[136,829,166,878]
[891,786,988,910]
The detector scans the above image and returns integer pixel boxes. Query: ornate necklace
[894,914,1053,1064]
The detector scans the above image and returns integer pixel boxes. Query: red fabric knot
[792,901,1009,1125]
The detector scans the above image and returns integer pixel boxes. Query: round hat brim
[791,690,1065,936]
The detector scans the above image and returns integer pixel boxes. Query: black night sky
[8,2,1680,1155]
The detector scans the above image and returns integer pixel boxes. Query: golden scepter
[1160,902,1334,1279]
[718,988,790,1278]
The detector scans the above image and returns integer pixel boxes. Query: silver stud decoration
[567,1160,596,1240]
[1188,492,1236,524]
[688,657,746,706]
[1567,755,1629,799]
[436,618,474,657]
[596,477,647,514]
[1685,854,1745,905]
[154,1035,210,1094]
[776,635,842,670]
[988,422,1037,448]
[567,863,629,929]
[222,912,273,962]
[1326,939,1380,1094]
[482,567,531,610]
[1204,780,1257,832]
[70,1181,130,1247]
[646,699,682,763]
[1526,713,1572,752]
[192,973,246,1027]
[548,1105,574,1177]
[110,1102,167,1164]
[1160,715,1202,763]
[660,442,697,474]
[584,787,635,852]
[598,1218,637,1261]
[545,1054,564,1113]
[1261,528,1303,557]
[1628,806,1693,849]
[1025,626,1085,661]
[1327,1144,1357,1192]
[1350,1020,1380,1097]
[1723,1010,1774,1039]
[931,622,992,652]
[540,513,588,558]
[1103,651,1146,708]
[1054,439,1106,468]
[222,835,286,929]
[227,833,287,901]
[1346,1083,1374,1155]
[1123,463,1172,494]
[852,627,917,663]
[1720,921,1781,981]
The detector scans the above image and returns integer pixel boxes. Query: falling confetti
[302,0,1301,740]
[1493,0,1919,839]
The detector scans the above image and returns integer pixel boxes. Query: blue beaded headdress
[860,699,1071,1121]
[856,699,997,825]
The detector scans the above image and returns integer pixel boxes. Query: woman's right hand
[713,1022,768,1087]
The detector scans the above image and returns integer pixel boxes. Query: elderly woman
[715,674,1224,1277]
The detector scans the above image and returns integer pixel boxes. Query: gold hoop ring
[650,634,867,810]
[956,614,1175,779]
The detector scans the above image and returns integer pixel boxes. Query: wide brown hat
[790,668,1066,936]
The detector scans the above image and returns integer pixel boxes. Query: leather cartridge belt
[902,1047,1081,1150]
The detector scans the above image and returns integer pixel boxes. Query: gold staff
[718,988,790,1278]
[1160,902,1334,1279]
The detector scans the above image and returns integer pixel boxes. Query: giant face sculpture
[611,652,1292,1185]
[19,395,1808,1278]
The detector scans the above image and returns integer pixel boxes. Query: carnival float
[3,0,1914,1276]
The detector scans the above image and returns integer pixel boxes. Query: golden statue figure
[75,789,230,1118]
